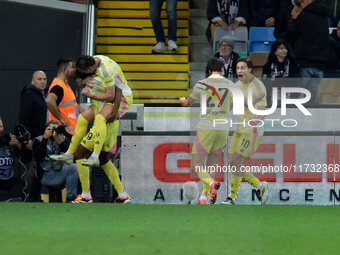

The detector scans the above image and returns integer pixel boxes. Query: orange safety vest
[48,78,79,135]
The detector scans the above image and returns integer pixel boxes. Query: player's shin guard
[196,170,212,187]
[228,175,242,199]
[242,171,260,188]
[68,115,89,154]
[92,114,107,156]
[76,159,90,193]
[101,161,124,194]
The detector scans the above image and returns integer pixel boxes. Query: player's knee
[229,153,243,166]
[99,152,110,165]
[74,145,89,160]
[81,108,94,122]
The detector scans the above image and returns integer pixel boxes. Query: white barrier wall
[144,107,340,132]
[121,134,340,205]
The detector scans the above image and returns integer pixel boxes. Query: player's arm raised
[107,87,122,123]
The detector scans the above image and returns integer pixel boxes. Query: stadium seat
[249,27,276,52]
[249,52,269,77]
[213,26,248,54]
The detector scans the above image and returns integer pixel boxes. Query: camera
[0,124,30,146]
[52,125,65,135]
[13,124,30,144]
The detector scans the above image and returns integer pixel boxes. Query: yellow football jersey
[234,76,267,133]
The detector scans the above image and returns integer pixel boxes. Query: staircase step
[96,36,189,45]
[189,43,213,62]
[97,45,189,54]
[190,62,206,71]
[190,35,209,44]
[190,0,208,9]
[189,70,206,88]
[97,27,188,37]
[190,17,209,36]
[190,9,206,18]
[97,9,189,19]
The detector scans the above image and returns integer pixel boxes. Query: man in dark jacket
[250,0,289,27]
[288,0,329,103]
[19,70,48,138]
[329,21,340,70]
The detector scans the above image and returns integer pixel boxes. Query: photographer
[30,120,78,202]
[0,117,32,202]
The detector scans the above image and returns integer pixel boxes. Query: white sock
[90,153,99,159]
[65,151,73,156]
[256,182,263,190]
[118,190,128,198]
[81,191,92,198]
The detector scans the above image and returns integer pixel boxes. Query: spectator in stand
[19,70,48,139]
[275,0,302,45]
[150,0,178,53]
[208,36,240,79]
[32,120,78,202]
[287,0,329,104]
[206,0,250,40]
[328,0,340,27]
[46,58,82,140]
[291,0,303,20]
[250,0,289,27]
[262,40,299,103]
[0,117,32,202]
[328,21,340,72]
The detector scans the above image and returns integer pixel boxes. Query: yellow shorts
[117,93,133,120]
[229,128,262,158]
[192,128,229,156]
[90,99,113,116]
[81,121,119,153]
[82,93,133,153]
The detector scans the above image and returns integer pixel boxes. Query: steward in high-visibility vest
[48,77,79,135]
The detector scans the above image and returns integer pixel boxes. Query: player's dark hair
[236,57,253,69]
[205,58,225,74]
[57,58,73,73]
[76,55,95,72]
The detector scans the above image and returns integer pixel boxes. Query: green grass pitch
[1,203,340,255]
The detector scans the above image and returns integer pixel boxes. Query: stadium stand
[96,0,189,104]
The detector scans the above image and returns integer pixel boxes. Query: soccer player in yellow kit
[71,86,132,203]
[51,55,133,167]
[221,57,268,205]
[180,58,235,204]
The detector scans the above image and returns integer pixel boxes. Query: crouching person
[33,120,78,202]
[0,117,32,202]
